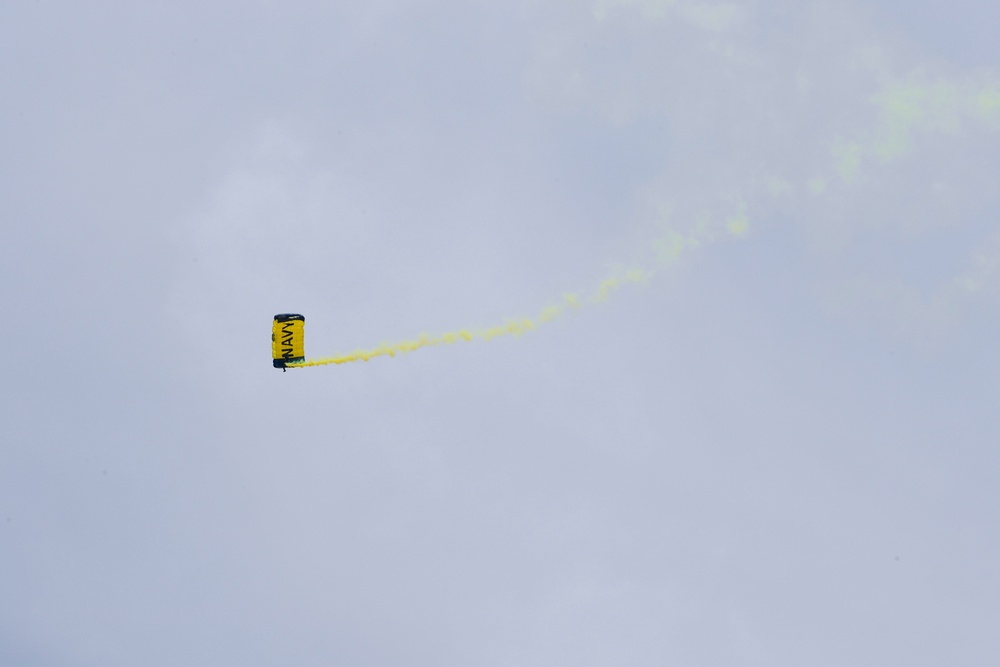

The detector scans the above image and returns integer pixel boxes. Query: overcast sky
[3,1,1000,665]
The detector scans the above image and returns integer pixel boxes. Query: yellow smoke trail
[289,208,751,369]
[286,181,759,370]
[288,268,654,368]
[289,64,1000,369]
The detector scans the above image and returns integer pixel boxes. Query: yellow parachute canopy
[272,314,305,369]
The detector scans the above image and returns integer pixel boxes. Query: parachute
[272,314,305,370]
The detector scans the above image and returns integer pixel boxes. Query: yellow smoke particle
[725,205,750,237]
[978,87,1000,114]
[832,140,863,184]
[808,177,828,195]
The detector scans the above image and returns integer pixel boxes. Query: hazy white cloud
[3,2,1000,665]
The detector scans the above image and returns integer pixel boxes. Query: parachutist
[272,314,305,370]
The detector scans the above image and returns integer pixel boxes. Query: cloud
[593,0,746,32]
[7,3,1000,666]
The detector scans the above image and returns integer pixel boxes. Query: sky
[2,1,999,665]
